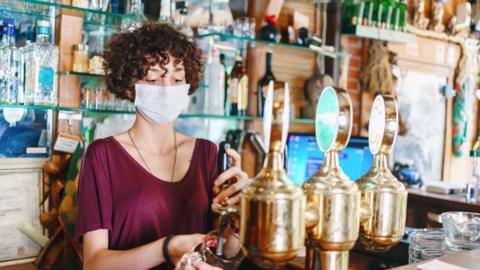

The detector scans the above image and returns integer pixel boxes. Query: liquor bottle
[259,15,280,43]
[158,0,172,23]
[237,58,248,116]
[174,2,193,36]
[1,19,22,104]
[25,20,58,106]
[205,47,225,115]
[220,53,230,113]
[228,56,244,116]
[257,51,276,117]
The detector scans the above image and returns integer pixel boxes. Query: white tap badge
[368,95,386,155]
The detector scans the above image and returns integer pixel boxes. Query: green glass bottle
[388,0,398,30]
[379,0,389,28]
[343,0,354,26]
[363,0,372,25]
[398,0,407,32]
[352,0,364,25]
[371,0,380,27]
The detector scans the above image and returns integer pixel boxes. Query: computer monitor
[287,134,373,186]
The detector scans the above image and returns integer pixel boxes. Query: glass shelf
[0,6,50,19]
[59,71,105,78]
[0,104,315,124]
[195,33,342,58]
[14,0,135,19]
[1,0,136,29]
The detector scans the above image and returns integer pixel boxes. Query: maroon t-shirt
[74,136,218,269]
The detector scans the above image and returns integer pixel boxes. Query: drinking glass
[408,228,448,263]
[441,211,480,251]
[197,229,244,270]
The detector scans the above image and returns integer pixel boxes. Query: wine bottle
[237,58,248,116]
[257,51,276,117]
[228,56,243,116]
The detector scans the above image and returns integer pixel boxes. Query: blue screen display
[287,134,373,186]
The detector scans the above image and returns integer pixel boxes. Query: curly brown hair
[103,22,203,100]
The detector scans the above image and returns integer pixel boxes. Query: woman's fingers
[213,177,249,204]
[213,167,246,187]
[225,148,241,168]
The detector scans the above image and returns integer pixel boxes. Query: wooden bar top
[391,249,480,270]
[285,252,372,270]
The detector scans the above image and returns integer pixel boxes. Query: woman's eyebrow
[149,67,162,73]
[174,67,184,72]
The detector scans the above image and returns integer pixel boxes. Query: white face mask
[134,83,190,125]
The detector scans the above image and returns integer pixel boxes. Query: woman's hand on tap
[212,148,249,205]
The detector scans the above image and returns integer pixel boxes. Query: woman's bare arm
[83,229,205,270]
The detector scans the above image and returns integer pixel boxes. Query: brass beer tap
[302,87,360,270]
[357,95,407,252]
[239,86,406,270]
[239,81,311,269]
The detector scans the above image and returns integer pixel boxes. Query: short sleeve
[73,153,113,242]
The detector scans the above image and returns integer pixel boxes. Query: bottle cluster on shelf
[343,0,407,32]
[81,82,134,112]
[189,46,249,117]
[0,18,58,106]
[189,46,293,119]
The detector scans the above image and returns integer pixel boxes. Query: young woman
[74,23,249,270]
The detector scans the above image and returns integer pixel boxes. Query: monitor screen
[287,134,373,186]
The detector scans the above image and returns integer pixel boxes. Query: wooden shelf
[343,25,417,44]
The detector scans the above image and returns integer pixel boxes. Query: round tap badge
[315,87,339,152]
[368,95,386,155]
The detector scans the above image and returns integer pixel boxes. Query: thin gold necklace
[128,129,177,181]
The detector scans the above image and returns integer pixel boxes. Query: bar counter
[391,249,480,270]
[283,250,480,270]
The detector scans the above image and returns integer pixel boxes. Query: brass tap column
[357,95,407,252]
[303,87,360,270]
[240,82,306,269]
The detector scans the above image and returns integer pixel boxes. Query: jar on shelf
[72,44,89,73]
[72,0,89,9]
[89,55,105,75]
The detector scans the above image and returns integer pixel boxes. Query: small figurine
[454,2,472,36]
[432,0,446,33]
[414,0,430,30]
